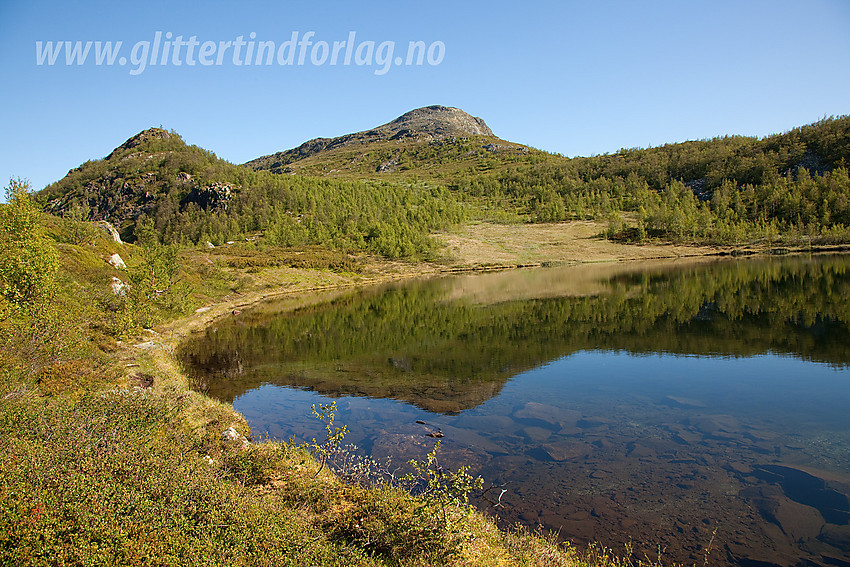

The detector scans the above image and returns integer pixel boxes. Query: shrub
[0,178,59,313]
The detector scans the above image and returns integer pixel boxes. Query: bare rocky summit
[381,105,493,138]
[245,105,495,172]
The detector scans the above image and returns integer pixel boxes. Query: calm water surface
[180,256,850,567]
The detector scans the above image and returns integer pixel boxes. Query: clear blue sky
[1,0,848,193]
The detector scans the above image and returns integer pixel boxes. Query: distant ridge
[245,105,497,173]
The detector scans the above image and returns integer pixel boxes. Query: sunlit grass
[0,217,648,566]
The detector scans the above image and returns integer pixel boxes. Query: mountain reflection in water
[179,255,850,567]
[181,256,850,411]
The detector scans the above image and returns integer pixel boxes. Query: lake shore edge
[129,233,847,565]
[157,238,850,348]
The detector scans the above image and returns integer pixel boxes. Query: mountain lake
[179,254,850,567]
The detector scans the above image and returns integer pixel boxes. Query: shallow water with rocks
[181,255,850,567]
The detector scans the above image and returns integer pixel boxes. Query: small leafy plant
[306,401,349,477]
[403,441,484,536]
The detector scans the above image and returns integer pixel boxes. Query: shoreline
[155,240,849,351]
[129,237,847,425]
[77,236,850,566]
[136,236,738,422]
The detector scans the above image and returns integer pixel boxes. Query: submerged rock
[752,464,850,525]
[513,402,578,428]
[535,440,593,462]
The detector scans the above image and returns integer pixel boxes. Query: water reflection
[179,255,850,567]
[181,256,850,410]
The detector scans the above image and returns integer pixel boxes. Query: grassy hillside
[38,113,850,253]
[38,128,466,259]
[246,134,536,179]
[443,115,850,242]
[4,182,639,567]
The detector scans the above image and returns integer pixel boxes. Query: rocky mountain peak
[106,128,173,159]
[245,105,496,172]
[380,105,493,139]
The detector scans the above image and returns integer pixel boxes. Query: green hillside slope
[39,109,850,251]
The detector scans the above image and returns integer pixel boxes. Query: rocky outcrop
[97,221,123,243]
[111,276,128,296]
[43,156,239,229]
[684,177,711,201]
[183,182,235,212]
[108,253,126,270]
[221,427,250,448]
[376,156,400,173]
[382,105,493,139]
[44,171,160,226]
[106,128,173,160]
[793,149,831,177]
[246,105,497,173]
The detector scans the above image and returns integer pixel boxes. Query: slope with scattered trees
[39,111,850,254]
[39,128,465,259]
